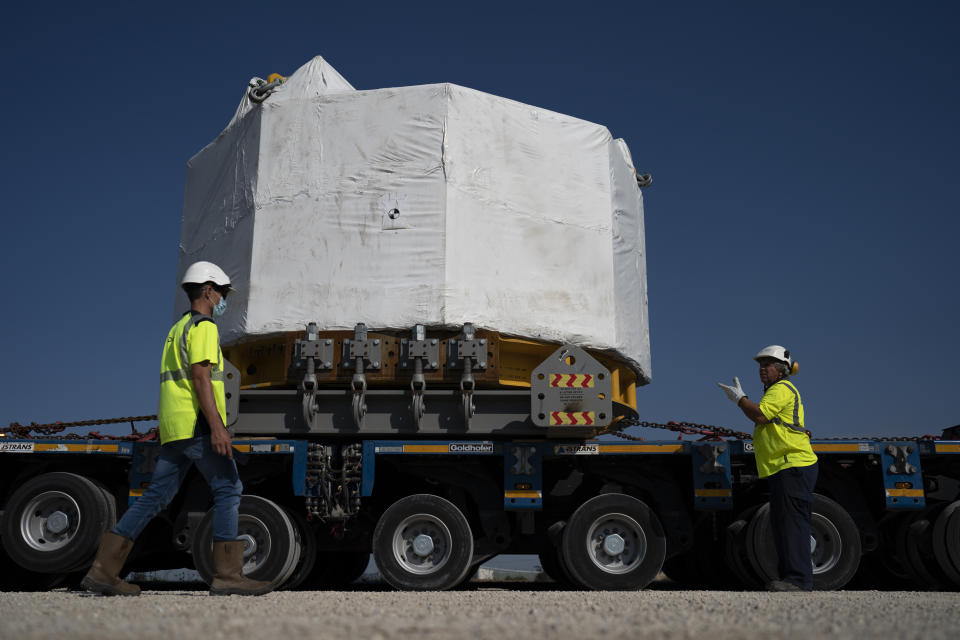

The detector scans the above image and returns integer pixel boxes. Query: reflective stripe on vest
[159,314,223,383]
[769,379,804,433]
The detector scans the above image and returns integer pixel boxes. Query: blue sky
[1,1,957,439]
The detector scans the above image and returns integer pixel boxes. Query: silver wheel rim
[237,514,272,574]
[392,513,451,575]
[585,512,646,574]
[810,512,842,574]
[19,490,80,552]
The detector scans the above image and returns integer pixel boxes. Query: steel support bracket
[447,322,488,370]
[342,323,383,371]
[223,358,241,429]
[296,337,335,369]
[690,443,732,510]
[400,326,440,371]
[530,344,612,429]
[504,443,543,511]
[881,442,925,509]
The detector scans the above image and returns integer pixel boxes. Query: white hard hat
[180,261,235,291]
[754,345,798,375]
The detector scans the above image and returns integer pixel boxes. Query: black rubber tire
[932,500,960,587]
[724,505,764,588]
[64,479,119,573]
[896,505,951,590]
[94,482,119,530]
[848,552,910,590]
[947,502,960,583]
[191,495,299,588]
[560,493,666,590]
[453,554,495,588]
[372,494,474,591]
[748,494,862,590]
[1,472,113,574]
[847,512,913,590]
[279,506,318,590]
[659,554,695,585]
[538,544,578,588]
[947,509,960,571]
[536,521,579,588]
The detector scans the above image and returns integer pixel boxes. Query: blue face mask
[212,294,228,318]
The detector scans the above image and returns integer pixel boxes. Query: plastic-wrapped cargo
[177,56,651,383]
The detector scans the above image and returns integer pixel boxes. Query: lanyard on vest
[159,314,223,383]
[767,379,804,434]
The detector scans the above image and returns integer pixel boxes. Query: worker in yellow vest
[718,345,819,591]
[82,261,272,597]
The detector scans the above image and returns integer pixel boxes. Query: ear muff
[790,361,799,376]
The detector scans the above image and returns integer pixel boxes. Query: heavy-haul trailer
[2,329,960,592]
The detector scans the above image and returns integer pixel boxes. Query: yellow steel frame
[224,331,639,412]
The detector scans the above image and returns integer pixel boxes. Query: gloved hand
[717,377,746,404]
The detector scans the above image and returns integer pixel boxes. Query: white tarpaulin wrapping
[178,56,650,381]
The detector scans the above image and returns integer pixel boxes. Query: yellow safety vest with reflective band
[157,312,226,444]
[753,379,817,478]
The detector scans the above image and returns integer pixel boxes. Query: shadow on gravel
[52,578,942,594]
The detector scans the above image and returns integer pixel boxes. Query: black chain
[816,434,943,442]
[601,418,753,441]
[601,418,944,443]
[6,416,159,440]
[5,413,945,444]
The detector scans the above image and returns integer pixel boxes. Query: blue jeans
[114,435,243,542]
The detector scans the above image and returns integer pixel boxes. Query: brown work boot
[209,540,274,596]
[80,531,141,596]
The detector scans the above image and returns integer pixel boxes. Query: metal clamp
[297,323,335,390]
[447,322,487,370]
[342,323,383,371]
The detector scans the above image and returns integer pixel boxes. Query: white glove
[717,377,746,404]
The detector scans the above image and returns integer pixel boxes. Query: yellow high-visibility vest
[157,312,225,444]
[754,379,818,478]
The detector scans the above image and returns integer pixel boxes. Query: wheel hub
[45,510,70,535]
[586,513,647,575]
[412,533,435,557]
[810,513,842,574]
[238,533,258,558]
[602,533,626,556]
[20,490,80,552]
[393,514,451,574]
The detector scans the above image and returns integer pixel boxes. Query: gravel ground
[1,584,957,640]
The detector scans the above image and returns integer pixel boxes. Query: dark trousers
[767,462,818,590]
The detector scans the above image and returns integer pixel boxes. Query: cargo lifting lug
[451,323,486,428]
[403,325,438,430]
[344,323,382,429]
